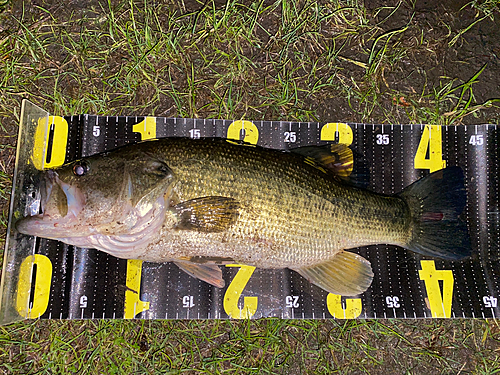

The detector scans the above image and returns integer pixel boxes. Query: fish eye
[157,164,170,175]
[73,161,89,176]
[146,161,172,177]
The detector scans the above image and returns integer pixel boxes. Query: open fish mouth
[16,169,168,258]
[16,170,86,238]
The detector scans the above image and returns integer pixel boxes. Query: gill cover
[16,146,175,257]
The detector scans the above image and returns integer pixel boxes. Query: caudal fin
[399,167,471,260]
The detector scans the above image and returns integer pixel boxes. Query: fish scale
[139,138,412,266]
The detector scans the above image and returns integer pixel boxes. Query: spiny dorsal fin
[174,196,240,232]
[292,251,373,296]
[289,143,353,177]
[174,261,225,288]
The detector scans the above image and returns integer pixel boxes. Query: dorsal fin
[289,143,370,189]
[289,143,354,177]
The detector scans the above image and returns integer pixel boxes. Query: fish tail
[399,167,471,260]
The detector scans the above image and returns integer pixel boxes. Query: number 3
[376,134,389,145]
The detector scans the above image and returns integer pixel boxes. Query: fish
[15,137,471,296]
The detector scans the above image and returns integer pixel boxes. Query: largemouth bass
[16,138,471,296]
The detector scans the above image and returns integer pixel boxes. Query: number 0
[32,116,68,170]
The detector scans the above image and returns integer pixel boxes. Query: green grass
[1,0,497,124]
[0,0,500,373]
[0,319,499,374]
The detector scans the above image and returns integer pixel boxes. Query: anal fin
[292,251,373,296]
[174,261,225,288]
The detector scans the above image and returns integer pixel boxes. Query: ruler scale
[1,101,499,324]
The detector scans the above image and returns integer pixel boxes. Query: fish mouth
[16,170,86,238]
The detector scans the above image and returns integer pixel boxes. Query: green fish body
[16,138,471,295]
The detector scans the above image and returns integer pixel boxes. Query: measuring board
[1,100,499,324]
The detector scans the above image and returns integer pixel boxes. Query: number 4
[419,260,454,318]
[414,125,446,172]
[469,135,484,146]
[483,296,497,308]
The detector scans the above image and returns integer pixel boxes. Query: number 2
[284,131,296,143]
[224,265,258,319]
[286,296,299,308]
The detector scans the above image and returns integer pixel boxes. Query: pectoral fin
[174,196,240,232]
[293,251,373,296]
[174,261,225,288]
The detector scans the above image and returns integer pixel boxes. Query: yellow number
[227,120,259,145]
[320,122,354,176]
[133,117,157,140]
[414,125,446,172]
[320,122,353,145]
[32,116,68,170]
[124,259,150,319]
[124,121,156,318]
[419,260,454,318]
[326,293,362,319]
[223,265,258,319]
[16,255,52,318]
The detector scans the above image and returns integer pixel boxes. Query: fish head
[16,147,175,251]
